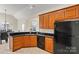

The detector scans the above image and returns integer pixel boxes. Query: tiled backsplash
[39,29,54,34]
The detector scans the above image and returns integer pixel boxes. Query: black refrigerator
[54,21,79,54]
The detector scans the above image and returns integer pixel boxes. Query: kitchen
[0,4,78,54]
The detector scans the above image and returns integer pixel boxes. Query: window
[22,24,25,31]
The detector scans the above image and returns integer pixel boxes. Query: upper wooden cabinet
[39,5,79,29]
[39,15,44,28]
[48,12,55,29]
[39,13,55,29]
[39,13,49,29]
[65,5,79,19]
[55,9,65,21]
[43,14,49,29]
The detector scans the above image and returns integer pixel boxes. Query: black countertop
[9,32,54,37]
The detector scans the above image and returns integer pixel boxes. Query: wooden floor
[0,40,50,54]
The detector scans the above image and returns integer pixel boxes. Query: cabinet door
[55,9,65,21]
[24,36,30,47]
[43,14,49,29]
[49,12,55,29]
[13,36,23,51]
[30,36,37,47]
[65,5,79,19]
[39,15,44,28]
[45,36,54,53]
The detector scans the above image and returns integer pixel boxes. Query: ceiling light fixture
[30,5,36,9]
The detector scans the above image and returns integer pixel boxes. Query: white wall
[0,13,18,31]
[17,19,32,32]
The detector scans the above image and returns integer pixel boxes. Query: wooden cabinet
[45,36,54,53]
[43,14,49,29]
[13,36,24,51]
[65,5,79,19]
[30,36,37,47]
[39,13,55,29]
[39,5,79,29]
[13,35,37,50]
[49,12,55,29]
[11,35,37,51]
[24,36,31,47]
[55,9,65,21]
[39,15,44,28]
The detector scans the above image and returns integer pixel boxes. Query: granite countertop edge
[9,32,54,37]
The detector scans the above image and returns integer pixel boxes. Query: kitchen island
[9,32,54,53]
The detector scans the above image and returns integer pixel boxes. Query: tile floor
[0,40,50,54]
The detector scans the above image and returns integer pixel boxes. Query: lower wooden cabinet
[12,35,37,51]
[24,36,31,47]
[45,36,54,53]
[13,36,24,51]
[11,35,54,53]
[30,36,37,47]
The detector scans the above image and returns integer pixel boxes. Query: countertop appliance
[54,21,79,54]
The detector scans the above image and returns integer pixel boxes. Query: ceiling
[0,4,74,20]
